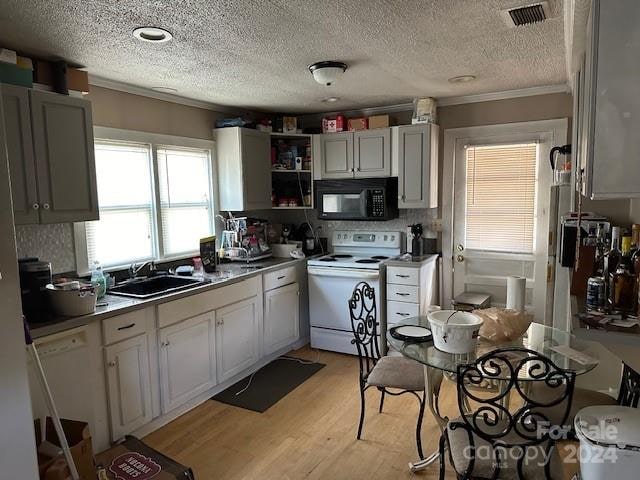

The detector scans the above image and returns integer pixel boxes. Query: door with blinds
[452,132,553,320]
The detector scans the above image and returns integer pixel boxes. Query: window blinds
[157,147,213,256]
[86,141,155,267]
[464,143,538,254]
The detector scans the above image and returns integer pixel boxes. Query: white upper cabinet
[320,131,354,178]
[318,128,392,179]
[576,0,640,199]
[215,127,272,210]
[393,124,438,209]
[1,86,98,224]
[354,129,391,178]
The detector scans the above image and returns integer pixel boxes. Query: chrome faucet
[129,260,156,279]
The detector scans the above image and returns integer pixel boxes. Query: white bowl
[428,310,484,354]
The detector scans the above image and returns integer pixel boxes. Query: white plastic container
[428,310,483,354]
[46,284,97,317]
[575,405,640,480]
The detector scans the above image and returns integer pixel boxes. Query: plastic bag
[474,307,533,343]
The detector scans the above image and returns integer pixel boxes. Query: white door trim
[442,119,568,309]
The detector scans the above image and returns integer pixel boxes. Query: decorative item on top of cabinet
[316,128,391,179]
[575,0,640,199]
[1,85,99,224]
[393,124,438,209]
[215,127,272,211]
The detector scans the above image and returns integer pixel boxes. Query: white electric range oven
[308,230,403,355]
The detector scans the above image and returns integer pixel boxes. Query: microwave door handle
[360,190,369,217]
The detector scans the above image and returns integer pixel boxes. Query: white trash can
[574,405,640,480]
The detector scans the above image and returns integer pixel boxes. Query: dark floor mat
[211,357,325,412]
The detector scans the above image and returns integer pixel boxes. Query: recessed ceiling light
[321,96,340,103]
[133,27,173,43]
[151,86,178,93]
[448,75,476,84]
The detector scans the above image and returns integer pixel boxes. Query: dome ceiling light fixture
[308,61,348,86]
[133,26,173,43]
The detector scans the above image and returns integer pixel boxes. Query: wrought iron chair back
[348,282,381,382]
[618,362,640,408]
[452,347,576,478]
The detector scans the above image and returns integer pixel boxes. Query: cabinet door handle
[396,312,410,317]
[356,167,361,172]
[42,203,50,210]
[395,274,410,278]
[117,323,136,330]
[395,292,410,296]
[107,361,116,367]
[277,275,285,280]
[161,341,170,347]
[32,203,39,210]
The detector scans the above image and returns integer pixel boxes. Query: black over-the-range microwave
[314,178,399,221]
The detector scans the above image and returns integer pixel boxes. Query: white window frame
[442,119,568,310]
[74,127,218,275]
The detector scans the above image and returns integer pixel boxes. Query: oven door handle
[307,266,379,279]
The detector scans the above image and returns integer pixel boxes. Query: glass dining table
[386,316,600,473]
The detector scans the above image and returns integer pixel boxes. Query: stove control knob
[391,235,395,241]
[384,235,388,241]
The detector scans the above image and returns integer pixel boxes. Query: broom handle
[28,342,80,480]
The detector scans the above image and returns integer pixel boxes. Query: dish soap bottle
[91,261,106,299]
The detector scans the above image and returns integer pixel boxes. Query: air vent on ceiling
[501,2,550,27]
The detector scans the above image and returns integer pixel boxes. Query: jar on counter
[586,276,606,312]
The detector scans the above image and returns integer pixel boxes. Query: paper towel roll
[506,276,526,312]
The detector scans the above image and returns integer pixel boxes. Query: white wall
[0,90,39,478]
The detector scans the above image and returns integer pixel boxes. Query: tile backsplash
[14,223,77,274]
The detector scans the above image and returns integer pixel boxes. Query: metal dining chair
[530,361,640,436]
[348,281,427,459]
[438,347,576,480]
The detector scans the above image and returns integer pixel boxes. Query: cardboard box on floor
[95,436,194,480]
[35,417,95,480]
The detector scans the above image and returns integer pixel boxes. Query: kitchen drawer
[387,284,419,303]
[386,301,420,326]
[102,309,149,345]
[263,265,296,291]
[387,266,419,286]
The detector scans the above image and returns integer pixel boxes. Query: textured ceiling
[0,0,567,113]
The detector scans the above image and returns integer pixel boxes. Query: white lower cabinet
[216,296,260,383]
[158,312,216,414]
[264,282,299,355]
[104,334,153,440]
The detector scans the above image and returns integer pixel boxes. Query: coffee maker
[19,258,52,324]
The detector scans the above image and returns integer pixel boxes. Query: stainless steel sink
[109,275,206,299]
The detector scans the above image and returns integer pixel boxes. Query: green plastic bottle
[91,261,107,298]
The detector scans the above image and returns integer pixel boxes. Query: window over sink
[75,128,216,273]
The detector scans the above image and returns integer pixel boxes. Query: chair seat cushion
[530,383,617,426]
[366,356,424,391]
[446,416,564,479]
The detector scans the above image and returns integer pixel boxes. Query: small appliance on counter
[19,258,52,324]
[218,215,272,262]
[406,224,437,256]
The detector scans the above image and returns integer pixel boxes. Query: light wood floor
[144,346,580,479]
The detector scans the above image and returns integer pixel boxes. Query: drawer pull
[117,323,136,331]
[395,293,410,296]
[277,275,286,280]
[396,312,410,317]
[395,274,410,278]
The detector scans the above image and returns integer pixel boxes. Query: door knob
[457,244,464,252]
[32,203,39,210]
[456,254,464,263]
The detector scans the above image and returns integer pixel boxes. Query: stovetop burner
[372,256,389,260]
[331,254,353,258]
[355,259,381,264]
[319,257,337,262]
